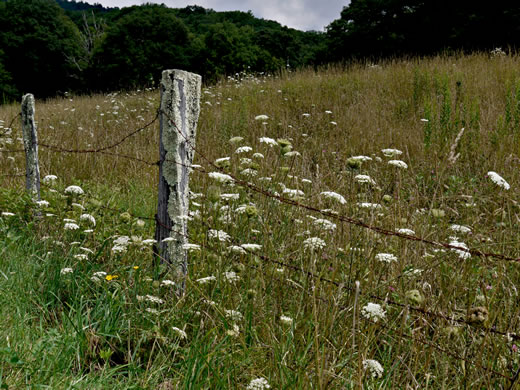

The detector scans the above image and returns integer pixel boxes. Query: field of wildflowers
[0,53,519,388]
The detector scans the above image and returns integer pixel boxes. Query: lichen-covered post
[21,93,41,201]
[155,69,201,295]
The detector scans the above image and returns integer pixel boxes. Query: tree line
[1,0,520,102]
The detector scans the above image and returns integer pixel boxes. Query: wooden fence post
[155,69,201,294]
[21,93,41,201]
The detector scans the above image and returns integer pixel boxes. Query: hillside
[0,55,519,388]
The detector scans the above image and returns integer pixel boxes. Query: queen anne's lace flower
[388,160,408,169]
[64,185,84,195]
[320,191,346,204]
[361,302,386,322]
[363,359,384,378]
[375,253,397,263]
[247,378,270,390]
[303,237,326,251]
[487,171,510,190]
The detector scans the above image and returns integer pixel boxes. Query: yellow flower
[133,266,139,270]
[105,274,119,281]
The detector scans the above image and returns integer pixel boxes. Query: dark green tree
[0,0,83,99]
[88,5,191,90]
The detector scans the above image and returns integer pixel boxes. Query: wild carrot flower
[375,253,397,263]
[303,237,326,251]
[196,275,216,284]
[64,223,80,230]
[259,137,277,147]
[381,148,402,157]
[224,271,240,283]
[226,323,240,337]
[320,191,346,204]
[60,268,73,275]
[363,359,384,378]
[42,175,58,184]
[80,214,96,226]
[280,315,293,325]
[361,302,386,322]
[450,224,471,234]
[247,377,270,390]
[449,239,471,259]
[225,309,243,321]
[208,172,234,184]
[388,160,408,169]
[355,174,376,185]
[235,146,252,154]
[487,171,510,190]
[172,327,187,339]
[208,229,230,242]
[255,115,269,121]
[64,185,84,195]
[397,228,415,235]
[313,218,336,231]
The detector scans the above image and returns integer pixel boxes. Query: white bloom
[350,155,372,162]
[182,243,201,251]
[208,229,230,242]
[208,172,234,184]
[357,202,382,210]
[228,245,247,254]
[63,218,76,223]
[73,254,88,260]
[252,152,264,159]
[141,239,156,245]
[302,113,310,117]
[375,253,397,263]
[224,271,240,283]
[320,191,346,205]
[397,228,415,235]
[91,271,107,282]
[111,245,127,254]
[301,178,312,184]
[171,327,187,339]
[240,243,262,251]
[255,115,269,121]
[35,200,50,207]
[215,157,230,164]
[381,148,403,157]
[64,185,84,195]
[313,218,337,231]
[60,267,73,275]
[449,240,471,259]
[224,309,243,321]
[72,203,85,211]
[235,146,253,154]
[363,359,384,378]
[64,223,80,230]
[161,279,176,287]
[283,188,304,198]
[42,175,58,184]
[280,315,293,325]
[226,323,240,337]
[137,295,164,304]
[196,275,216,284]
[221,193,240,201]
[355,174,376,185]
[259,137,278,147]
[284,151,301,157]
[162,237,175,243]
[361,302,386,322]
[247,377,270,390]
[113,236,130,246]
[1,212,15,217]
[303,237,326,251]
[80,214,96,226]
[388,160,408,169]
[241,168,258,176]
[487,171,510,190]
[450,224,471,234]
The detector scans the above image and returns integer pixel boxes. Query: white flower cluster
[259,137,277,147]
[375,253,397,263]
[388,160,408,169]
[208,172,234,184]
[303,237,326,251]
[208,229,230,242]
[381,148,402,157]
[320,191,346,205]
[355,174,376,185]
[487,171,510,190]
[449,239,471,259]
[363,359,384,378]
[313,218,337,232]
[247,377,270,390]
[64,185,84,195]
[397,228,415,235]
[235,146,253,154]
[450,224,471,234]
[361,302,386,322]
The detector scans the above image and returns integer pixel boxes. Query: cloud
[85,0,348,31]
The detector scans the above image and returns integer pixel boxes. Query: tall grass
[0,53,519,388]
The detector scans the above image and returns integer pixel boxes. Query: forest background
[1,0,520,102]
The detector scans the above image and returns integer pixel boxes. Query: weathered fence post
[155,69,201,294]
[21,93,41,201]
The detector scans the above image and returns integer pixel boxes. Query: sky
[83,0,349,31]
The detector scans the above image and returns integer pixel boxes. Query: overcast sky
[83,1,349,31]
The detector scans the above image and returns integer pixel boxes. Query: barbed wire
[38,108,160,154]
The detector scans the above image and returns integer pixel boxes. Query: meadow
[0,52,519,389]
